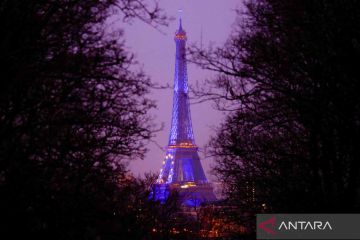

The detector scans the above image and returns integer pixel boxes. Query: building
[150,17,216,207]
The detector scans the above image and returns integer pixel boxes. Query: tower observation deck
[150,18,216,206]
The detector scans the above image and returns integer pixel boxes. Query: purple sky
[118,0,240,180]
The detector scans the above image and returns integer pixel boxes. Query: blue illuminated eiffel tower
[151,18,216,206]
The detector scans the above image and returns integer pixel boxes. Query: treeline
[190,0,360,224]
[0,1,188,239]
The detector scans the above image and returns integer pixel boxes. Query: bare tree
[189,0,360,221]
[0,1,171,239]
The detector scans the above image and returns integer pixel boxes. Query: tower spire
[178,8,183,30]
[171,12,191,145]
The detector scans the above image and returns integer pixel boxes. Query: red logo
[259,216,277,235]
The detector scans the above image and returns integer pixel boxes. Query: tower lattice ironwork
[151,18,216,206]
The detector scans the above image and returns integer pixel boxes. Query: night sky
[118,0,240,179]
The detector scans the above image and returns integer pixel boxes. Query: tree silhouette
[189,0,360,221]
[0,1,170,239]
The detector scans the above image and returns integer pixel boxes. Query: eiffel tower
[151,18,216,206]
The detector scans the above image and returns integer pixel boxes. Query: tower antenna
[178,8,183,27]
